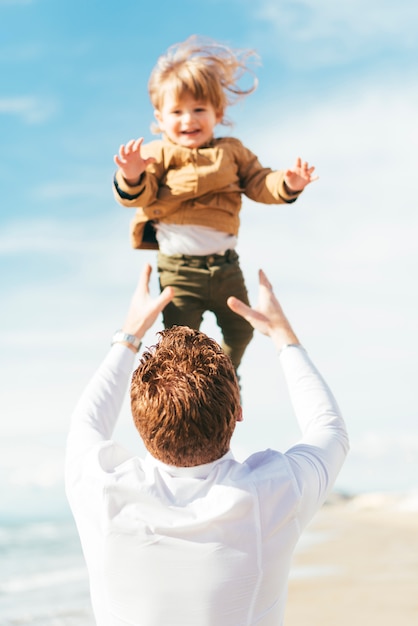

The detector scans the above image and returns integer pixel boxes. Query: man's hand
[121,264,174,348]
[284,157,318,192]
[114,137,156,186]
[227,269,300,352]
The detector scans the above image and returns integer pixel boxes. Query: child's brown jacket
[113,136,301,250]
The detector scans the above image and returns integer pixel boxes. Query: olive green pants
[157,250,254,370]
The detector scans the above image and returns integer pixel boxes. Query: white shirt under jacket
[65,344,349,626]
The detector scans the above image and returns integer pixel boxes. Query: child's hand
[114,138,156,186]
[284,157,318,192]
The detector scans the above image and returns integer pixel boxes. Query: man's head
[131,326,242,467]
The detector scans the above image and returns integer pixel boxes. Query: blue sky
[1,0,418,518]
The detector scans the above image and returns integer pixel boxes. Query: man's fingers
[137,263,152,294]
[227,296,247,316]
[137,265,173,310]
[228,297,260,324]
[258,269,272,290]
[158,286,175,309]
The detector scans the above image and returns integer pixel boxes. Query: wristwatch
[111,330,142,352]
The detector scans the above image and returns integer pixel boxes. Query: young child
[113,35,317,372]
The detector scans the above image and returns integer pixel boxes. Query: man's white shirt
[66,344,348,626]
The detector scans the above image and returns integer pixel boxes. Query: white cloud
[251,1,418,65]
[0,96,56,123]
[243,76,418,163]
[0,213,124,257]
[0,217,89,254]
[258,0,418,38]
[241,79,417,211]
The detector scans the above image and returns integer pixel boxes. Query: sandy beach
[285,492,418,625]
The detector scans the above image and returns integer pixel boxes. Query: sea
[0,516,94,625]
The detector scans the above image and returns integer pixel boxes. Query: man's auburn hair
[131,326,241,467]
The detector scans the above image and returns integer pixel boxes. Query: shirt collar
[144,450,235,478]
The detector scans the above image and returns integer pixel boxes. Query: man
[65,263,349,626]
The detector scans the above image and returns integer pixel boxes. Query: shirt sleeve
[280,346,349,527]
[235,141,302,204]
[65,344,136,473]
[112,141,164,208]
[113,169,160,208]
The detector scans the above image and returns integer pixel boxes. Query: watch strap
[111,330,142,352]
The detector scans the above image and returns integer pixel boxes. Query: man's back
[100,450,300,625]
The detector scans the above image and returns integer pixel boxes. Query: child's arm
[236,140,316,205]
[283,157,318,193]
[114,137,156,186]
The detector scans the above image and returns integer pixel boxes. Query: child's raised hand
[114,138,156,185]
[284,157,318,192]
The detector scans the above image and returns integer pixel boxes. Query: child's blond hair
[148,35,258,129]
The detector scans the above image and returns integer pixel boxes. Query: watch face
[112,331,141,350]
[127,334,140,348]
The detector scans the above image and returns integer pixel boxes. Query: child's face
[155,92,222,149]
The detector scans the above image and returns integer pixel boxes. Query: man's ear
[236,406,243,422]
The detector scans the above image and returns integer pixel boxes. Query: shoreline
[286,492,418,625]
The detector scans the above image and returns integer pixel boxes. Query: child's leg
[208,251,254,370]
[157,250,253,370]
[157,252,209,330]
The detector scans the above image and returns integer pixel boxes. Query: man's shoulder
[226,449,287,481]
[245,448,283,469]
